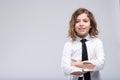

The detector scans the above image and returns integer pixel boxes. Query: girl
[61,8,105,80]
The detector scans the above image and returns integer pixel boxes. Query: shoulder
[64,39,73,47]
[90,37,103,45]
[91,37,103,42]
[63,39,77,48]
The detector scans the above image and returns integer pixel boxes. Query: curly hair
[68,8,98,40]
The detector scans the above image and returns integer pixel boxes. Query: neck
[78,34,88,39]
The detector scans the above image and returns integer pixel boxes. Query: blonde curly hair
[68,8,98,40]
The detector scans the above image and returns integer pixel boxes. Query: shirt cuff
[70,66,83,73]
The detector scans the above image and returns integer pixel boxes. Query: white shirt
[61,35,105,80]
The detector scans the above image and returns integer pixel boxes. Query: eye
[83,19,88,22]
[76,20,80,23]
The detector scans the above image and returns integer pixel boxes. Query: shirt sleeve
[61,41,82,75]
[89,39,105,71]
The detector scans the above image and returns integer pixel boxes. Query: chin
[78,33,87,37]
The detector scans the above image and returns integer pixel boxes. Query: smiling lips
[78,27,86,32]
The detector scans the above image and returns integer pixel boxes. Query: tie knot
[81,39,87,43]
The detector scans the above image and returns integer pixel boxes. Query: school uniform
[61,35,105,80]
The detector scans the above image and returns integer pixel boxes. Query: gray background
[0,0,119,80]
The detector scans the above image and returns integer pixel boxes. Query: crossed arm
[70,57,96,75]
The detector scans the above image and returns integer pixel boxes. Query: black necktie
[78,39,91,80]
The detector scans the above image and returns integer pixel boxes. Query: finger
[83,62,91,65]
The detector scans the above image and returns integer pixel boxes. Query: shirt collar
[76,34,91,42]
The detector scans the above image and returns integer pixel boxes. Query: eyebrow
[76,18,89,20]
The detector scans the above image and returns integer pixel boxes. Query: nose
[79,21,84,26]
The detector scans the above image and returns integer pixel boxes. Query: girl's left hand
[83,62,95,69]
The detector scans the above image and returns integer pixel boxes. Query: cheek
[74,25,78,30]
[75,23,79,27]
[85,22,90,27]
[74,27,78,32]
[86,27,91,32]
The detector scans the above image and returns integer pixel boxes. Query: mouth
[78,28,85,32]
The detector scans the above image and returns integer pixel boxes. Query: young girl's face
[75,13,91,38]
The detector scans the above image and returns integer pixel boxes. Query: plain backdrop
[0,0,119,80]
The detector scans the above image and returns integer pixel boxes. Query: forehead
[76,13,89,19]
